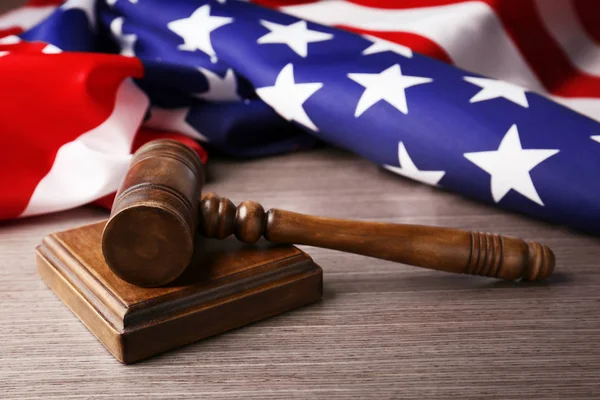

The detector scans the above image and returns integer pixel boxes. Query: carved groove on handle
[199,193,266,243]
[467,232,504,278]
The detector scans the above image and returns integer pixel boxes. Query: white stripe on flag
[535,0,600,77]
[21,78,149,217]
[0,5,56,30]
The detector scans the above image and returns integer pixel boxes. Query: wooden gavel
[102,139,555,287]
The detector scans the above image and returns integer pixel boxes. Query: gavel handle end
[523,241,555,281]
[467,233,555,281]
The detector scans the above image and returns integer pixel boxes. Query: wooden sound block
[36,221,323,364]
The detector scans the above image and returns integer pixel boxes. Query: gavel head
[102,140,204,287]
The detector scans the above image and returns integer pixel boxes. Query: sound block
[36,221,323,364]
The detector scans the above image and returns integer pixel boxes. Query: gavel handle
[265,209,554,281]
[199,193,555,281]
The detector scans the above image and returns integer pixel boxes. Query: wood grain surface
[1,148,600,399]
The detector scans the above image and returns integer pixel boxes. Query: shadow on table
[383,270,573,291]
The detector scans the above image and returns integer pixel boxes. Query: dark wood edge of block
[38,235,128,330]
[36,246,126,362]
[121,263,323,364]
[123,251,318,330]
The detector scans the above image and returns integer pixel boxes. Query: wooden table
[1,148,599,399]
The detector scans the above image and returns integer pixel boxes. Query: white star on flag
[592,135,600,144]
[257,20,333,57]
[348,64,432,117]
[144,107,208,142]
[256,63,323,131]
[384,142,445,186]
[110,17,137,57]
[464,124,559,206]
[362,35,413,58]
[167,5,232,57]
[61,0,96,29]
[193,67,240,101]
[463,76,529,108]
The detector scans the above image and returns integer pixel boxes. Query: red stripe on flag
[0,27,23,38]
[132,129,208,164]
[25,0,63,6]
[489,0,600,98]
[345,0,462,8]
[339,25,453,64]
[252,0,319,7]
[0,52,143,219]
[573,0,600,45]
[255,0,469,10]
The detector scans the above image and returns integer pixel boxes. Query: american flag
[1,0,599,234]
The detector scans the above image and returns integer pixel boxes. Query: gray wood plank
[1,148,599,399]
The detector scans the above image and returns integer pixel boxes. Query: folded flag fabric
[1,0,599,235]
